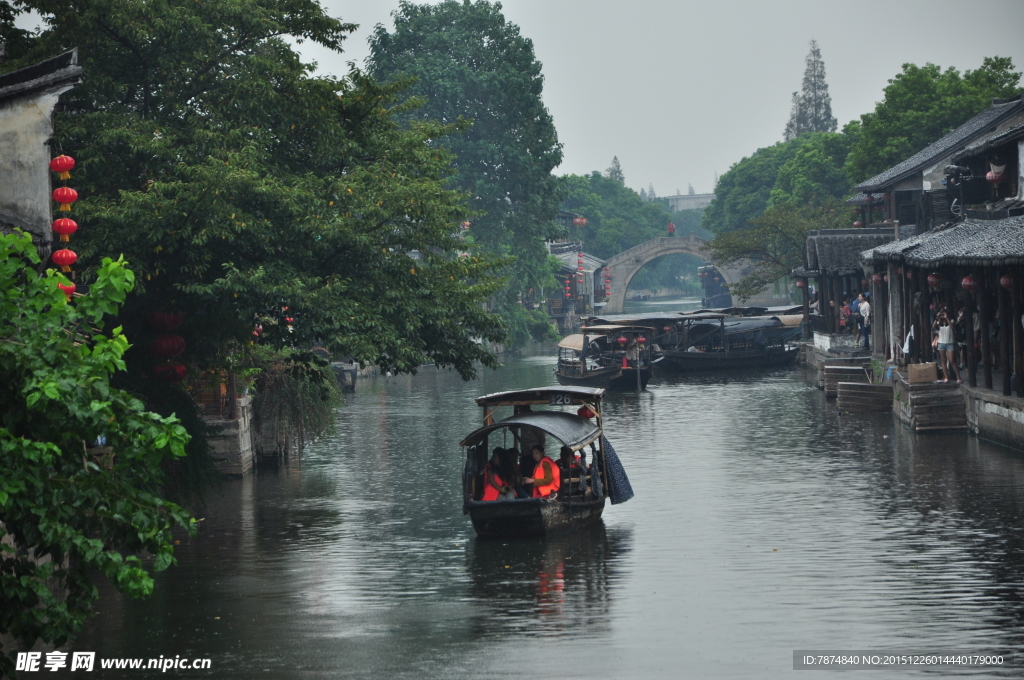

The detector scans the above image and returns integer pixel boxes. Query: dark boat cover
[602,436,633,505]
[460,411,601,450]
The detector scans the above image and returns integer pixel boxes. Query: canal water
[74,353,1024,678]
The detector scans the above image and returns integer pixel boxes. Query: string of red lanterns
[48,155,79,289]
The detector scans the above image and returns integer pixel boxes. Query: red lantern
[637,336,647,344]
[1001,274,1014,290]
[153,362,187,383]
[565,292,571,298]
[853,221,862,227]
[51,248,77,272]
[49,155,75,179]
[57,282,76,299]
[861,278,868,288]
[796,279,807,289]
[52,218,77,241]
[577,405,596,419]
[663,325,672,332]
[986,171,1002,184]
[962,275,979,292]
[52,187,78,211]
[150,333,186,359]
[147,310,184,332]
[284,317,294,323]
[617,336,628,345]
[927,273,941,288]
[872,273,884,284]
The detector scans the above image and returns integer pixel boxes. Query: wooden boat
[658,313,800,372]
[461,387,633,538]
[555,325,655,390]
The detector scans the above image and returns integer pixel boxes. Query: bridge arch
[603,236,736,314]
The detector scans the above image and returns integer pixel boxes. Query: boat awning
[774,314,804,327]
[558,334,585,352]
[475,386,605,407]
[580,325,655,333]
[460,411,601,451]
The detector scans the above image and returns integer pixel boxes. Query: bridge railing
[607,234,707,264]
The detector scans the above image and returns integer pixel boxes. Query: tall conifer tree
[784,40,837,141]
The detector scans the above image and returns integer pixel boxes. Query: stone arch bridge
[602,235,790,314]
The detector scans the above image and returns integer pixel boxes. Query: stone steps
[838,382,893,412]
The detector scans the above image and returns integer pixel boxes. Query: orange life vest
[531,457,560,498]
[482,464,506,501]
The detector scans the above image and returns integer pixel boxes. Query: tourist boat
[555,325,656,390]
[461,387,632,538]
[658,313,801,372]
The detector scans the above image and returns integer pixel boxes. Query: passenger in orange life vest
[482,449,512,501]
[523,445,560,498]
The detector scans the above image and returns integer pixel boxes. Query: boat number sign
[548,393,575,406]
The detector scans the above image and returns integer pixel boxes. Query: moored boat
[461,387,633,538]
[555,325,655,390]
[658,313,800,372]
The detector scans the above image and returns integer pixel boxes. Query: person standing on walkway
[933,308,962,384]
[858,293,871,350]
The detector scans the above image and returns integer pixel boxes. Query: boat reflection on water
[464,522,633,637]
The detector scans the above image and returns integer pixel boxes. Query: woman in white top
[933,307,962,383]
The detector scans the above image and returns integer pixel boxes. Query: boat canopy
[460,411,601,451]
[587,312,685,325]
[579,325,655,334]
[475,386,605,407]
[558,334,585,352]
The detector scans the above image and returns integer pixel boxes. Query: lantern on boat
[52,186,77,212]
[153,362,187,383]
[927,273,941,289]
[52,217,77,241]
[1001,274,1014,290]
[637,336,647,345]
[150,333,185,359]
[49,154,75,179]
[663,325,672,332]
[961,275,979,292]
[796,279,806,289]
[577,405,596,419]
[51,248,77,272]
[57,282,76,299]
[617,336,628,346]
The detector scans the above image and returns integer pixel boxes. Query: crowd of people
[810,291,873,350]
[480,444,590,501]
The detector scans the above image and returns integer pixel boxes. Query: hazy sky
[296,0,1024,197]
[19,0,1024,197]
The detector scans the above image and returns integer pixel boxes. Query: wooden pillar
[888,263,901,362]
[801,279,810,340]
[965,285,978,388]
[980,269,994,390]
[834,275,844,333]
[1014,269,1023,398]
[1000,274,1012,396]
[824,276,834,333]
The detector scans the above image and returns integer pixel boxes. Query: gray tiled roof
[951,121,1024,163]
[807,230,896,274]
[853,95,1024,192]
[863,215,1024,266]
[843,193,886,206]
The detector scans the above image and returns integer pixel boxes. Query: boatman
[524,445,560,498]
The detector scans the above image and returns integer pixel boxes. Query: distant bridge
[601,235,788,314]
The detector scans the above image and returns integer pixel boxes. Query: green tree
[367,0,565,344]
[5,0,506,381]
[845,57,1021,182]
[784,39,837,141]
[0,232,195,677]
[705,199,847,300]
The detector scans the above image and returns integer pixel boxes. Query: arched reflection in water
[465,523,633,639]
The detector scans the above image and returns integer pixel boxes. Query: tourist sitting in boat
[482,449,514,501]
[499,447,529,498]
[523,445,560,498]
[558,446,586,496]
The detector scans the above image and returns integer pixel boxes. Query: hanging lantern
[57,282,76,299]
[796,279,807,289]
[52,187,78,212]
[853,221,862,227]
[147,310,184,332]
[872,273,884,284]
[637,336,647,344]
[49,155,75,180]
[713,276,721,283]
[617,336,628,345]
[859,278,868,288]
[51,248,77,272]
[1001,274,1014,290]
[565,292,571,298]
[962,275,979,292]
[284,317,294,323]
[905,269,914,280]
[927,273,941,289]
[153,362,187,383]
[52,217,77,241]
[150,333,186,359]
[577,405,596,419]
[663,325,672,332]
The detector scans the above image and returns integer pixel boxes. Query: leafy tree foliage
[845,57,1021,182]
[784,40,837,141]
[705,199,847,301]
[367,0,564,344]
[0,233,195,676]
[4,0,506,380]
